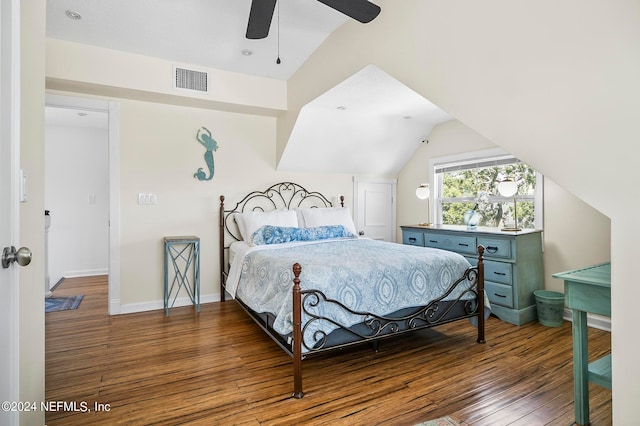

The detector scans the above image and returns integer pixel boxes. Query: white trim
[536,173,545,234]
[108,102,121,315]
[1,0,21,423]
[109,298,121,315]
[429,147,510,177]
[10,8,22,415]
[45,95,110,112]
[353,177,398,184]
[60,269,109,279]
[563,309,611,333]
[119,294,219,315]
[434,154,519,173]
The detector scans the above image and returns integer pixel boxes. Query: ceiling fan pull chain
[276,0,281,64]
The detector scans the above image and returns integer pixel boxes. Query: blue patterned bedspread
[233,238,475,345]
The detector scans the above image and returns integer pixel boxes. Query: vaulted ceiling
[279,65,451,174]
[46,0,451,175]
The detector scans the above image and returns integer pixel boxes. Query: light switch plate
[20,169,28,202]
[138,193,157,205]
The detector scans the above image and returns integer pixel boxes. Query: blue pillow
[251,225,355,246]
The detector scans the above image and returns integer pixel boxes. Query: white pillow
[299,207,358,237]
[236,210,298,242]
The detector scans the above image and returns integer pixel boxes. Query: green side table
[164,236,200,316]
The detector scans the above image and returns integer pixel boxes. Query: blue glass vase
[463,210,481,228]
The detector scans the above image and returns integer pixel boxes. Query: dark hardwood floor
[45,276,612,425]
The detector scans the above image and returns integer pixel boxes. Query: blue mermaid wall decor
[193,127,218,181]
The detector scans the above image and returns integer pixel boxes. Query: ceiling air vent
[173,66,209,94]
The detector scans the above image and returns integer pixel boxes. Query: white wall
[46,38,287,113]
[45,41,356,313]
[398,119,611,292]
[45,120,109,285]
[284,1,635,420]
[116,98,353,310]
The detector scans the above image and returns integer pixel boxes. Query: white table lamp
[415,183,431,227]
[497,178,521,231]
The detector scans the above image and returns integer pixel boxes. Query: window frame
[428,148,544,229]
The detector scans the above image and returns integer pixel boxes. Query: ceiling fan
[246,0,381,39]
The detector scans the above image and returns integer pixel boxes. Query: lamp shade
[497,178,517,197]
[415,184,430,200]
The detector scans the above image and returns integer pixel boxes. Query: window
[431,150,543,229]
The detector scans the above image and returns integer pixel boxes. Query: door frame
[353,176,397,242]
[1,0,21,422]
[45,94,121,314]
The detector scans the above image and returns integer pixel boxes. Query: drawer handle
[428,240,438,243]
[493,271,507,276]
[409,237,417,243]
[493,293,508,298]
[458,243,469,247]
[486,246,499,253]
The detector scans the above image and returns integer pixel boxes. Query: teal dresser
[401,225,544,325]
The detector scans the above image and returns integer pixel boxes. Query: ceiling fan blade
[246,0,277,39]
[317,0,381,24]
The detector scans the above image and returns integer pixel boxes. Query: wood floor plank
[45,275,612,425]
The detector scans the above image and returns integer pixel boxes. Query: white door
[1,0,22,423]
[353,178,396,241]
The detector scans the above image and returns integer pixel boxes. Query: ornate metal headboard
[219,182,342,246]
[218,182,343,300]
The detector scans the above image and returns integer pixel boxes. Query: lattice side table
[163,236,200,316]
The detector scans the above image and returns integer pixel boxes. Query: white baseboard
[117,293,220,315]
[64,268,109,278]
[109,298,121,315]
[563,308,611,332]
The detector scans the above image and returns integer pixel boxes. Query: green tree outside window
[440,162,538,229]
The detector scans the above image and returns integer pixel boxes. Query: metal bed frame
[219,182,486,398]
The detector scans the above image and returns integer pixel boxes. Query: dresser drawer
[402,231,424,246]
[484,260,513,285]
[486,281,514,308]
[424,233,476,255]
[478,237,512,259]
[401,225,543,325]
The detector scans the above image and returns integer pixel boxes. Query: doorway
[45,94,121,314]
